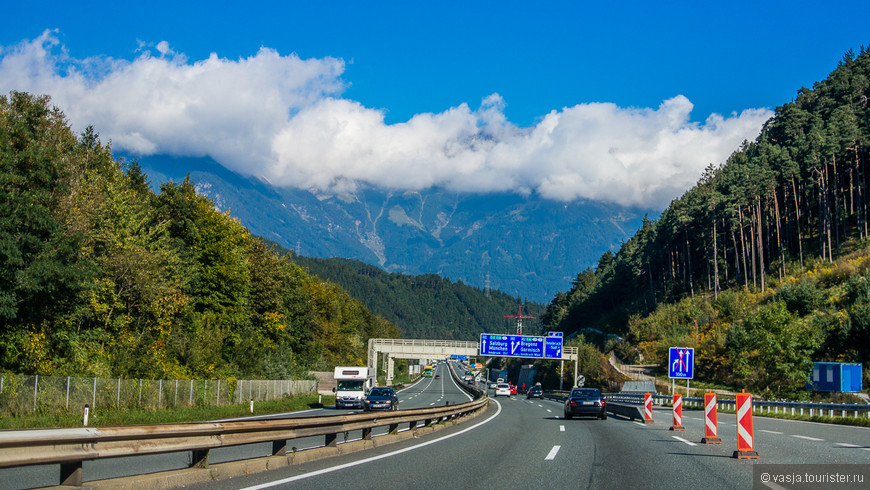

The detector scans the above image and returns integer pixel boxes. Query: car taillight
[570,402,578,407]
[600,399,606,406]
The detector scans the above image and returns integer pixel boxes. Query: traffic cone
[732,392,759,459]
[669,393,685,431]
[643,392,654,424]
[701,392,721,444]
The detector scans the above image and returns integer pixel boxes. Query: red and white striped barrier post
[643,392,654,424]
[701,392,721,443]
[669,393,685,431]
[733,392,759,459]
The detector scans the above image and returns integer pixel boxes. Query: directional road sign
[480,334,563,359]
[668,347,694,379]
[544,336,562,359]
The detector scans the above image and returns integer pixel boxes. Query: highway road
[3,362,868,489]
[191,366,869,489]
[0,361,473,488]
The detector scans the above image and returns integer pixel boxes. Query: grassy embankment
[0,394,336,430]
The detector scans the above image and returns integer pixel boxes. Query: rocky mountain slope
[139,154,654,301]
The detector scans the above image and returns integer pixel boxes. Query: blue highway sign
[544,336,562,359]
[480,334,563,359]
[668,347,694,379]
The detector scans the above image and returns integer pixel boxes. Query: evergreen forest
[543,48,870,398]
[284,251,545,340]
[0,92,398,380]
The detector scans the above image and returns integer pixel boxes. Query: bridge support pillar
[386,355,395,386]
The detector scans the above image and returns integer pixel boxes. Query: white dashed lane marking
[545,446,561,460]
[672,436,697,446]
[792,435,824,441]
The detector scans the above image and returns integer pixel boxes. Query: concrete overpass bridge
[367,338,580,386]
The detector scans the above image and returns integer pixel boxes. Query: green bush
[776,280,825,316]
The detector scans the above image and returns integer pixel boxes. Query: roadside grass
[0,394,335,430]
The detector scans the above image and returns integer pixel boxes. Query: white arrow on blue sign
[479,333,563,359]
[668,347,694,379]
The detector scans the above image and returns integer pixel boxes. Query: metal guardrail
[0,377,488,486]
[604,392,870,418]
[542,390,869,418]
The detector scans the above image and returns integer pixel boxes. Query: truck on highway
[333,366,375,409]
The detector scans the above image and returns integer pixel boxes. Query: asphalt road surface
[188,376,870,489]
[3,362,868,489]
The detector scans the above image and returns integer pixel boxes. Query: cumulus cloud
[0,31,772,208]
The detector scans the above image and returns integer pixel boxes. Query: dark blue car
[364,387,399,411]
[564,388,607,420]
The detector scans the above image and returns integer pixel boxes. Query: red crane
[504,305,536,335]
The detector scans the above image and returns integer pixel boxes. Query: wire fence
[0,374,317,416]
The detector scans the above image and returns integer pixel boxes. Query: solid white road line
[545,445,561,460]
[760,430,784,434]
[239,399,504,489]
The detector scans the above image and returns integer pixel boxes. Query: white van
[333,366,375,409]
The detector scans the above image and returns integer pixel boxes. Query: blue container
[807,362,863,392]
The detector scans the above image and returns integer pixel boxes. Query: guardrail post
[191,449,209,468]
[60,461,83,486]
[362,427,372,440]
[325,432,337,447]
[272,439,286,455]
[389,423,400,435]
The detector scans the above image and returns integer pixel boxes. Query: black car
[364,387,399,411]
[526,386,543,399]
[564,388,607,420]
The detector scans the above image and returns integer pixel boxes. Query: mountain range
[137,154,656,302]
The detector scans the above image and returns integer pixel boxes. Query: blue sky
[2,1,867,208]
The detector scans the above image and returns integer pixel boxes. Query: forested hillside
[544,47,870,398]
[284,251,545,340]
[0,92,398,380]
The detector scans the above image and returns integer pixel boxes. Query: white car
[488,382,498,389]
[494,383,511,397]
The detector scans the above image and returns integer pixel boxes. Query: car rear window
[571,389,601,397]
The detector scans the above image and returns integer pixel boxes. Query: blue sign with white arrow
[668,347,694,379]
[544,336,562,359]
[479,334,563,359]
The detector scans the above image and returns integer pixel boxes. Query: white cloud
[0,31,773,209]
